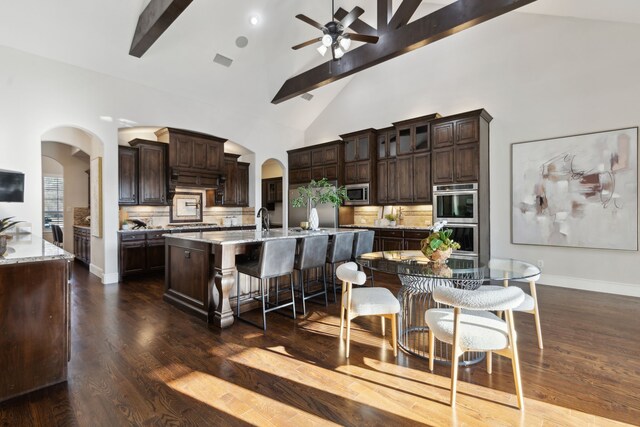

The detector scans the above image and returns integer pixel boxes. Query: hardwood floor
[1,263,638,426]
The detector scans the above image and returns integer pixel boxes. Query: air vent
[301,93,314,101]
[213,54,233,67]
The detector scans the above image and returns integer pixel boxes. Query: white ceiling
[1,0,639,132]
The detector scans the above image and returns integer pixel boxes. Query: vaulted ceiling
[1,0,639,132]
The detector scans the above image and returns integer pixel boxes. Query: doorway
[261,159,285,228]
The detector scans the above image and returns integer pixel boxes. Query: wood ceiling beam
[129,0,193,58]
[377,0,393,32]
[273,0,537,104]
[334,7,377,36]
[388,0,422,30]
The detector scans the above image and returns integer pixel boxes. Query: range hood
[155,127,227,197]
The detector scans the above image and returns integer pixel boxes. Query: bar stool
[326,232,355,302]
[351,230,375,286]
[293,234,329,316]
[235,238,297,331]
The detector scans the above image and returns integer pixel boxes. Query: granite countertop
[73,225,90,229]
[0,234,74,265]
[341,224,433,231]
[117,224,256,233]
[164,227,365,245]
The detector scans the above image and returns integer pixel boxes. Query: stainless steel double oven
[433,183,479,258]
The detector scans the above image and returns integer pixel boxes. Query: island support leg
[211,243,236,328]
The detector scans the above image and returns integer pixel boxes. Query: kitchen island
[0,235,74,402]
[164,228,361,328]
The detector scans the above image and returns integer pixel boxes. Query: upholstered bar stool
[235,238,297,331]
[293,234,329,316]
[326,232,355,302]
[351,230,375,286]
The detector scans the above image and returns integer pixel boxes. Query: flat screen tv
[0,169,25,202]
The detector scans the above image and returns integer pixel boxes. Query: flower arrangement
[291,178,349,208]
[384,213,397,222]
[420,221,460,263]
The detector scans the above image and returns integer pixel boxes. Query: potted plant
[0,217,22,256]
[420,221,460,264]
[384,213,397,227]
[291,178,349,230]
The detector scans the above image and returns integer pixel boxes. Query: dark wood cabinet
[222,154,239,206]
[396,156,414,203]
[155,127,226,194]
[119,230,171,278]
[393,114,440,156]
[432,147,455,184]
[430,110,490,185]
[0,258,70,403]
[395,153,431,203]
[130,139,167,206]
[340,129,376,188]
[218,154,249,207]
[73,226,91,265]
[413,152,432,203]
[376,127,398,204]
[237,162,249,206]
[288,141,344,185]
[118,146,138,205]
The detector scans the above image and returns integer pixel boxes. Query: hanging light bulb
[317,45,328,56]
[321,34,333,47]
[334,47,344,59]
[339,36,351,51]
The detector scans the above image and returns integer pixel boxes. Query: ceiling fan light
[317,45,328,56]
[334,47,344,59]
[321,34,333,47]
[339,36,351,51]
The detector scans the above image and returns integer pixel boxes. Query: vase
[429,247,452,264]
[0,235,7,256]
[308,207,319,231]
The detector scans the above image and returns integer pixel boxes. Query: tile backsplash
[120,204,255,229]
[353,205,433,227]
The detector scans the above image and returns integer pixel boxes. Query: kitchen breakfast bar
[163,228,360,328]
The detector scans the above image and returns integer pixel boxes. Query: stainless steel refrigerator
[288,181,339,228]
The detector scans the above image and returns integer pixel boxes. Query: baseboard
[541,274,640,298]
[102,272,120,284]
[89,263,103,279]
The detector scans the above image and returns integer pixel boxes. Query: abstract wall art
[512,127,638,250]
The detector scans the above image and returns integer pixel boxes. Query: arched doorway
[41,126,104,279]
[260,159,285,228]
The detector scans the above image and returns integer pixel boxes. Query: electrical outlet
[537,259,544,268]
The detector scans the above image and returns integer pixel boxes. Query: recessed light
[250,15,259,26]
[99,116,113,122]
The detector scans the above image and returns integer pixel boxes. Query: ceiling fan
[292,0,379,60]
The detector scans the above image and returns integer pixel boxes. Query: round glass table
[356,251,540,365]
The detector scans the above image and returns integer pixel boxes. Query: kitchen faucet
[257,207,270,232]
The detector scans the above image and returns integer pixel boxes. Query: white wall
[0,45,302,283]
[305,13,640,296]
[41,142,90,253]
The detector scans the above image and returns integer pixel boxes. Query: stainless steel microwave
[344,183,370,205]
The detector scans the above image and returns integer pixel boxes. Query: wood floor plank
[0,262,637,426]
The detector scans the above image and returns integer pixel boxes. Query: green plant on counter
[384,213,397,222]
[0,217,22,234]
[420,228,461,257]
[291,178,349,208]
